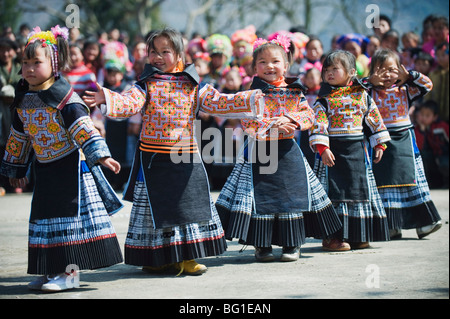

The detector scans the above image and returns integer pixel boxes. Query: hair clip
[253,34,291,53]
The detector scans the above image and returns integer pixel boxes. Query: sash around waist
[139,140,198,154]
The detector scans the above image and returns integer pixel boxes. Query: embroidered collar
[137,63,200,85]
[250,76,307,92]
[11,76,74,110]
[317,77,368,98]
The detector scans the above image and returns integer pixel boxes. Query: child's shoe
[28,275,49,290]
[349,241,370,249]
[389,229,402,239]
[280,246,300,262]
[41,272,80,292]
[416,221,442,239]
[255,246,275,262]
[322,238,351,251]
[175,260,207,276]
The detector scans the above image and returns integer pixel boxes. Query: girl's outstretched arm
[83,82,106,108]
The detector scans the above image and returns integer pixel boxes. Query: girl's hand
[369,66,388,87]
[373,148,384,164]
[9,177,29,189]
[83,82,106,108]
[99,157,121,174]
[271,116,292,126]
[321,148,335,167]
[277,122,298,135]
[395,64,410,87]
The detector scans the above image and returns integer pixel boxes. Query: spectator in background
[298,36,323,75]
[83,38,103,79]
[401,31,420,70]
[381,29,400,52]
[414,51,434,76]
[63,43,97,96]
[1,37,21,195]
[373,14,392,39]
[425,41,449,123]
[366,35,381,59]
[414,100,449,188]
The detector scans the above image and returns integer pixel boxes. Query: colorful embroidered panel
[241,87,314,140]
[371,72,433,129]
[310,85,390,148]
[3,127,33,165]
[17,105,77,163]
[104,74,260,153]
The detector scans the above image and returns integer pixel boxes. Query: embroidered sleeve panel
[1,126,33,178]
[407,71,433,101]
[103,84,147,118]
[198,83,264,119]
[309,99,330,149]
[284,97,315,131]
[240,117,273,139]
[364,95,391,147]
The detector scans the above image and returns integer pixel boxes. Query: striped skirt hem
[377,153,441,229]
[27,170,123,275]
[124,181,227,267]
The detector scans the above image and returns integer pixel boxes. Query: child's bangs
[23,41,50,60]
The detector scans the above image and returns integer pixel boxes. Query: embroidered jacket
[368,70,433,130]
[310,80,390,149]
[1,77,110,178]
[100,64,263,153]
[241,77,314,141]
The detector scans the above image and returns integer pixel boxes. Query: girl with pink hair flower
[216,35,341,263]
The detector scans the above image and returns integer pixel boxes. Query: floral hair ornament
[253,34,291,53]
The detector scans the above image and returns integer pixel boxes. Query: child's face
[323,61,353,87]
[366,37,380,57]
[105,69,123,86]
[376,56,400,88]
[149,36,180,73]
[133,42,147,61]
[417,107,437,127]
[22,47,53,87]
[210,53,226,69]
[69,47,84,67]
[304,69,321,89]
[414,59,431,75]
[0,45,16,64]
[306,40,323,61]
[254,47,288,83]
[83,43,100,63]
[344,41,362,58]
[433,21,449,44]
[435,47,449,69]
[381,36,399,51]
[224,71,242,91]
[194,59,209,76]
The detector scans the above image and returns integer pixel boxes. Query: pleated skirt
[28,164,123,275]
[376,135,441,230]
[313,140,390,242]
[124,180,227,267]
[216,139,342,248]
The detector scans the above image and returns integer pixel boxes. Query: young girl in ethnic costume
[215,36,342,262]
[83,28,264,275]
[366,48,441,239]
[0,26,123,292]
[310,50,391,251]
